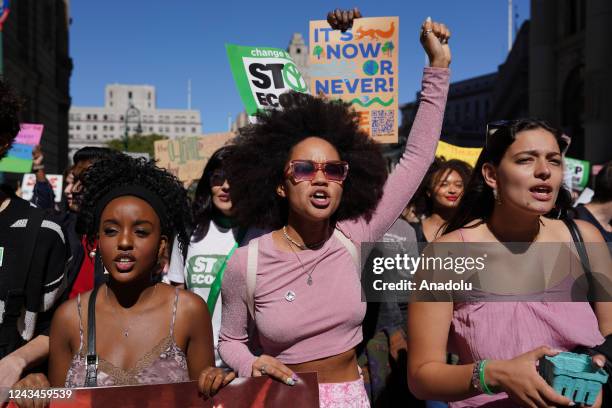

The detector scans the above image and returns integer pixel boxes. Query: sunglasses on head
[485,119,571,155]
[285,160,349,183]
[209,169,227,187]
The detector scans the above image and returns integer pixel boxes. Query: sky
[69,0,530,133]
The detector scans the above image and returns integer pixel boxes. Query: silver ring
[440,38,448,44]
[260,365,267,375]
[422,28,433,36]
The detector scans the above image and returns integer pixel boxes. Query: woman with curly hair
[214,16,451,406]
[168,145,248,368]
[47,156,233,397]
[411,158,472,242]
[407,119,611,407]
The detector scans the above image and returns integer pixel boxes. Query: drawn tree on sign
[313,45,324,59]
[382,41,395,57]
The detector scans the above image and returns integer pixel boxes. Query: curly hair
[0,80,23,159]
[445,119,573,234]
[226,92,388,229]
[76,155,193,258]
[411,158,473,218]
[192,145,235,241]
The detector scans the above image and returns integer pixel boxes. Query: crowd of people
[0,7,610,408]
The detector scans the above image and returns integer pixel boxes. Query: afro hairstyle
[0,80,23,159]
[226,91,388,229]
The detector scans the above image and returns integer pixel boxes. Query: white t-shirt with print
[168,221,238,367]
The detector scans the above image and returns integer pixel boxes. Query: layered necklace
[282,226,330,286]
[105,283,158,338]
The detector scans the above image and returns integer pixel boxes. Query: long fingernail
[291,373,299,381]
[595,359,604,368]
[568,402,575,406]
[426,16,432,22]
[286,377,296,386]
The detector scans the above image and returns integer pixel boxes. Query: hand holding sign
[327,7,362,32]
[420,17,451,68]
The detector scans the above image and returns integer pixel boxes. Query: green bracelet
[479,360,496,395]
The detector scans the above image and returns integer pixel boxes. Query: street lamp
[123,103,142,151]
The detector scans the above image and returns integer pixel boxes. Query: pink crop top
[218,67,450,377]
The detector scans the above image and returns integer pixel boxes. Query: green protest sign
[565,157,591,191]
[226,44,309,116]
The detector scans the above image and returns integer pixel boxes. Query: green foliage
[107,133,169,157]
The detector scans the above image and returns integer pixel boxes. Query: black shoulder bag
[84,284,101,387]
[564,218,612,404]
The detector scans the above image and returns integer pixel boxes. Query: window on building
[150,127,154,132]
[192,127,196,133]
[93,135,97,140]
[128,91,133,99]
[148,92,151,100]
[103,114,108,121]
[86,114,91,120]
[110,126,114,130]
[103,125,107,131]
[86,135,91,140]
[120,115,124,121]
[93,114,98,120]
[110,102,113,107]
[69,125,73,130]
[93,125,97,130]
[76,125,81,130]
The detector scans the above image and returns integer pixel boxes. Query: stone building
[530,0,611,162]
[2,0,72,173]
[69,84,202,160]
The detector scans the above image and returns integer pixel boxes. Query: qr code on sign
[371,110,395,136]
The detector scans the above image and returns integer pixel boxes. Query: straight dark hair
[444,119,572,234]
[191,145,235,242]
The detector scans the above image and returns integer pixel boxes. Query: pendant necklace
[105,283,158,338]
[282,226,330,286]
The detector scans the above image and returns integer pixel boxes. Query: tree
[382,41,395,57]
[107,133,168,157]
[313,45,324,59]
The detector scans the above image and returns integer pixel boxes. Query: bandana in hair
[94,185,167,229]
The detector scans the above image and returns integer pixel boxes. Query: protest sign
[226,44,309,118]
[0,124,44,173]
[309,17,399,143]
[6,373,320,408]
[564,156,591,191]
[435,141,482,167]
[154,132,234,183]
[20,173,63,203]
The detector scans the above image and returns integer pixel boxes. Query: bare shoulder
[172,285,209,318]
[574,219,606,242]
[432,230,463,243]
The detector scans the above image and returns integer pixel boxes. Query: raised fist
[327,7,362,32]
[420,17,451,68]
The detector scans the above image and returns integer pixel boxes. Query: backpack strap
[333,228,359,269]
[563,218,595,301]
[85,284,101,387]
[246,238,259,321]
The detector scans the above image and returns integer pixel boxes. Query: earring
[89,248,97,258]
[493,189,502,205]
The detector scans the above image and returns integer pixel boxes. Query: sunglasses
[209,170,227,187]
[285,160,349,183]
[486,119,571,155]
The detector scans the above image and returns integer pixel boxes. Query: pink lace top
[219,67,451,377]
[64,287,190,387]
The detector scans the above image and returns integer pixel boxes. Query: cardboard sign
[20,174,63,203]
[6,373,319,408]
[309,17,399,143]
[154,132,235,183]
[226,44,309,117]
[564,157,591,191]
[0,124,44,173]
[435,141,482,167]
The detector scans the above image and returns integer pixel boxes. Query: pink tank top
[449,229,605,407]
[64,288,190,387]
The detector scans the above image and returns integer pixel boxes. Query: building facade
[69,84,202,160]
[2,0,72,174]
[530,0,611,163]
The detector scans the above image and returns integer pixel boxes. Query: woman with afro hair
[216,14,452,407]
[47,156,233,397]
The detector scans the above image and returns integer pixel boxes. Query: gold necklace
[281,230,331,286]
[105,283,157,338]
[282,226,326,250]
